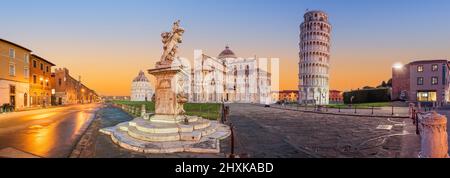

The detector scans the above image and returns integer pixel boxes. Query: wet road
[0,104,101,158]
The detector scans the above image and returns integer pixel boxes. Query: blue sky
[2,0,450,95]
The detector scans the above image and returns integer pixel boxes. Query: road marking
[376,125,393,130]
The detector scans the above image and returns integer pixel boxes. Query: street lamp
[81,89,85,104]
[393,62,403,70]
[39,77,44,107]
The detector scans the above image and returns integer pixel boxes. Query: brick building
[392,63,410,101]
[329,90,343,103]
[29,54,55,107]
[54,68,98,105]
[279,90,299,103]
[392,59,450,107]
[0,39,32,109]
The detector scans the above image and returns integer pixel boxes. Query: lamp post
[51,89,56,106]
[393,62,404,102]
[81,88,85,104]
[44,79,49,108]
[40,77,44,107]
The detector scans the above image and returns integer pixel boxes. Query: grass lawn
[110,101,221,120]
[326,102,392,109]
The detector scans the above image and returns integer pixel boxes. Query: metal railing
[271,103,408,118]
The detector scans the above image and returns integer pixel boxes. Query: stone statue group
[160,20,185,65]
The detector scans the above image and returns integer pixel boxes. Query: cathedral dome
[218,46,237,59]
[133,71,149,82]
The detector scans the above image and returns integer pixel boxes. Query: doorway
[24,93,28,107]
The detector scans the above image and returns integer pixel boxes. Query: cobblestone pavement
[227,104,420,158]
[77,104,421,158]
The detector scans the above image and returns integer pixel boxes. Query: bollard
[229,123,236,158]
[354,105,357,114]
[417,112,449,158]
[392,105,394,116]
[141,104,146,117]
[371,106,374,115]
[409,103,416,118]
[338,106,340,113]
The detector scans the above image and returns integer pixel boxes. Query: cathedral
[189,46,272,104]
[130,71,154,101]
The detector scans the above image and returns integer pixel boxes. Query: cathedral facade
[130,71,154,101]
[190,46,272,104]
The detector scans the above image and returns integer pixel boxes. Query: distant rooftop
[31,54,56,66]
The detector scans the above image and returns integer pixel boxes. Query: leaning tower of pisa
[298,10,332,105]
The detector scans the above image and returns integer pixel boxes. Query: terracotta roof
[0,38,32,52]
[279,90,299,93]
[31,54,56,66]
[133,71,150,82]
[329,90,342,92]
[218,46,237,59]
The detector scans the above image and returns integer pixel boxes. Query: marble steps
[130,119,179,134]
[100,120,230,154]
[127,118,212,134]
[127,126,181,142]
[107,126,221,154]
[125,121,219,142]
[150,115,200,124]
[189,119,211,130]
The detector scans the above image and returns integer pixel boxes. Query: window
[432,77,439,85]
[417,91,437,102]
[10,85,16,94]
[33,60,37,68]
[24,67,29,79]
[417,65,424,72]
[58,78,62,86]
[9,63,15,76]
[40,63,44,70]
[24,54,29,63]
[46,66,49,73]
[432,64,438,71]
[417,77,424,85]
[9,48,15,58]
[33,75,37,84]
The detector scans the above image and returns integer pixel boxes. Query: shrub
[343,88,391,104]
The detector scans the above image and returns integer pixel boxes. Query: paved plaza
[227,104,420,158]
[74,103,423,158]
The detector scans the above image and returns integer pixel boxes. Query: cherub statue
[160,20,185,64]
